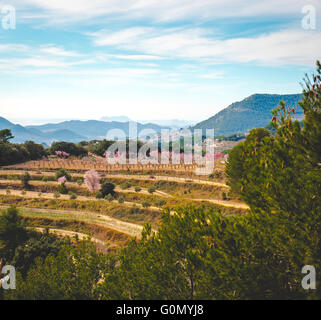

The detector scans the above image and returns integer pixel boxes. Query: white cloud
[0,43,92,70]
[199,72,224,79]
[0,44,30,52]
[39,46,82,57]
[0,57,94,70]
[89,27,321,66]
[9,0,321,23]
[101,54,164,61]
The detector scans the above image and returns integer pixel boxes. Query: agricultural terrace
[0,157,248,250]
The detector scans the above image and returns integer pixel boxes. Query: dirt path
[0,178,173,198]
[192,198,249,209]
[0,188,162,212]
[0,186,248,211]
[115,186,173,198]
[0,170,228,188]
[105,174,229,188]
[31,227,109,247]
[0,205,144,238]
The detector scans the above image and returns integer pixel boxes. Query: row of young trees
[1,62,320,300]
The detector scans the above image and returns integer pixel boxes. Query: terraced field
[0,162,248,249]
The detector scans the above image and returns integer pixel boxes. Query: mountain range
[138,119,197,129]
[0,117,87,145]
[0,117,170,145]
[193,93,303,136]
[1,93,304,145]
[101,116,196,129]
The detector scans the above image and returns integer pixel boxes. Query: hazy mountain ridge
[138,119,197,129]
[0,117,170,144]
[26,120,170,141]
[0,117,46,143]
[193,94,304,136]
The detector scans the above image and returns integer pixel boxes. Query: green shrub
[53,192,60,199]
[55,169,71,181]
[155,199,166,207]
[118,197,125,204]
[57,183,68,195]
[105,194,114,202]
[148,186,156,194]
[100,182,115,197]
[142,201,151,208]
[69,193,77,200]
[121,182,131,190]
[20,172,31,189]
[135,187,142,193]
[154,181,166,189]
[95,192,103,199]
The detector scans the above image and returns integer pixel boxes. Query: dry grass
[24,215,132,251]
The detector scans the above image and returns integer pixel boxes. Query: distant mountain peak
[193,93,303,136]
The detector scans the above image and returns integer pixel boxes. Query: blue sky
[0,0,320,125]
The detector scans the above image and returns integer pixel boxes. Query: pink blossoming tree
[58,176,67,185]
[55,151,70,158]
[84,170,100,193]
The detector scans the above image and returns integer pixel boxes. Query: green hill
[193,94,303,136]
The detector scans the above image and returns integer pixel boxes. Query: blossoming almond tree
[55,151,70,158]
[84,170,100,193]
[58,176,67,185]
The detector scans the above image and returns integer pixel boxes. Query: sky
[0,0,321,125]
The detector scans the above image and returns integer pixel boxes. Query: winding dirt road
[31,227,110,247]
[0,205,144,238]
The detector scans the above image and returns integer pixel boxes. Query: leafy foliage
[55,168,71,182]
[57,183,68,195]
[50,141,87,157]
[0,207,28,264]
[12,230,66,277]
[6,240,114,300]
[0,129,14,143]
[0,131,46,166]
[20,172,31,189]
[100,182,115,197]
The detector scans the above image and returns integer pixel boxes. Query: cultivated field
[0,158,248,250]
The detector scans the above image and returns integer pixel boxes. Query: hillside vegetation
[194,93,303,135]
